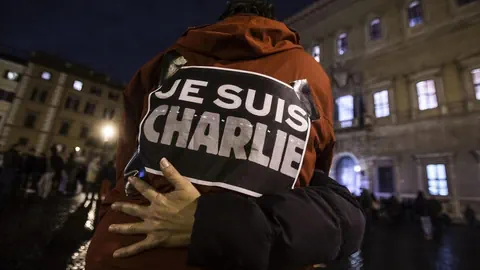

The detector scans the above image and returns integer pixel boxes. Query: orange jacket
[87,15,344,270]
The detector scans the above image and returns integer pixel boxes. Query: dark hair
[219,0,275,20]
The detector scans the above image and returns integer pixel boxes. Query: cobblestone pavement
[1,195,479,270]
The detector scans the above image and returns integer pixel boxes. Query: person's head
[417,191,425,199]
[219,0,275,21]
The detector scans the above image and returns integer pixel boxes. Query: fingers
[127,177,159,202]
[109,222,151,235]
[159,158,193,190]
[112,235,166,258]
[162,233,191,248]
[111,202,149,219]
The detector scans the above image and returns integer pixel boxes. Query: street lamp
[102,125,115,143]
[101,124,116,162]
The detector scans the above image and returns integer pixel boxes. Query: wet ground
[0,194,479,270]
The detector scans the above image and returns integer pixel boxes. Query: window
[374,90,390,118]
[312,45,321,62]
[337,33,348,55]
[336,95,354,127]
[80,126,89,139]
[59,121,71,136]
[416,80,438,110]
[65,95,80,111]
[4,70,20,81]
[30,88,39,101]
[18,137,29,146]
[73,80,83,91]
[84,102,96,115]
[90,86,102,96]
[30,88,48,103]
[426,164,448,196]
[108,92,120,101]
[103,108,115,120]
[457,0,478,6]
[408,1,424,28]
[472,68,480,100]
[41,71,52,81]
[5,92,14,102]
[39,90,48,103]
[369,18,382,40]
[24,112,37,128]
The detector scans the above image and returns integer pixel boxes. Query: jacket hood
[176,15,302,61]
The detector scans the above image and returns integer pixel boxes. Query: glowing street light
[75,146,81,152]
[354,165,362,173]
[102,125,115,142]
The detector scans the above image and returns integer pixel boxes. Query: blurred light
[102,125,115,142]
[75,146,81,152]
[41,71,51,80]
[73,80,83,91]
[6,71,19,81]
[354,165,362,172]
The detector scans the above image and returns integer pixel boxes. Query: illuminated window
[73,80,83,91]
[472,68,480,100]
[312,45,321,62]
[4,70,20,81]
[416,80,438,110]
[369,18,382,40]
[374,90,390,118]
[337,33,348,55]
[427,164,448,196]
[336,95,354,127]
[41,72,51,81]
[408,1,424,28]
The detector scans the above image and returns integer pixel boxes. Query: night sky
[0,0,314,83]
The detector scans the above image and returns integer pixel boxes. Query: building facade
[286,0,480,216]
[0,54,27,136]
[0,52,124,161]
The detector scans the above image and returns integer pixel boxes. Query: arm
[187,170,365,270]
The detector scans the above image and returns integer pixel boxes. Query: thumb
[159,158,191,190]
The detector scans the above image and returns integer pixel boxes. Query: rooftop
[0,52,28,65]
[30,51,125,90]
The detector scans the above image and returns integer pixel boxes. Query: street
[0,194,479,270]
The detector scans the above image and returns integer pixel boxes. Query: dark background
[0,0,314,83]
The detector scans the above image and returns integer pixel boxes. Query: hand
[109,158,201,258]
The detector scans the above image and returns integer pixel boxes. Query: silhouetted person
[0,144,22,213]
[85,156,101,200]
[359,189,374,232]
[23,148,37,191]
[464,205,477,227]
[32,153,48,189]
[50,146,65,193]
[385,195,403,226]
[100,160,116,201]
[428,196,443,238]
[414,191,432,239]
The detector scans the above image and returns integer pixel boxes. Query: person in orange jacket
[86,1,365,269]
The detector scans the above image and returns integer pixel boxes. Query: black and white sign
[138,66,311,197]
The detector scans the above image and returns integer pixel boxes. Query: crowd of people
[357,189,478,239]
[0,144,116,214]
